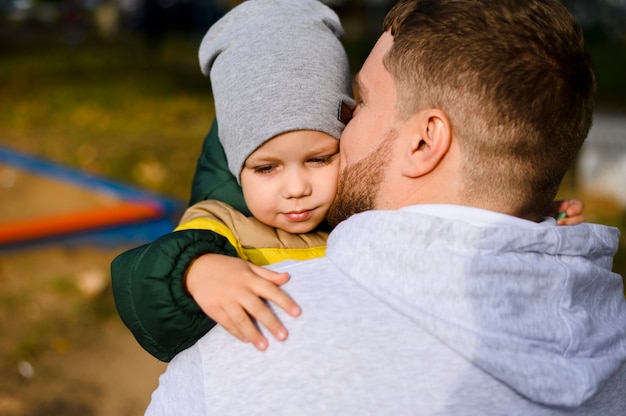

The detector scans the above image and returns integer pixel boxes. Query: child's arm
[111,121,257,362]
[185,254,301,351]
[546,199,585,225]
[111,229,239,362]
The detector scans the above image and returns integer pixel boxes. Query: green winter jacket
[187,120,251,213]
[111,120,328,362]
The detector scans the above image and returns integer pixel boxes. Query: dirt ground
[0,165,167,416]
[0,246,167,416]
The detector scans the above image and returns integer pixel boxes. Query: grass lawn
[0,27,214,201]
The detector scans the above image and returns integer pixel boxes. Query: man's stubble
[327,129,397,228]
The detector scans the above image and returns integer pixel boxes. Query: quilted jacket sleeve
[111,229,239,362]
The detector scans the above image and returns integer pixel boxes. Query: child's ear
[400,109,452,178]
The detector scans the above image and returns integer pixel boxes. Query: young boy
[111,0,584,362]
[111,0,354,360]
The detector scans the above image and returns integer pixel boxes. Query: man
[146,1,626,414]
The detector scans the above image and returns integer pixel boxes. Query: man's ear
[400,109,451,178]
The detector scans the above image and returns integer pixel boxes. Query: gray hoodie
[146,205,626,415]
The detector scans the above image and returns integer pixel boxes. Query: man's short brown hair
[383,0,595,219]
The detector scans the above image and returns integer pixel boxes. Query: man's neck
[400,204,552,228]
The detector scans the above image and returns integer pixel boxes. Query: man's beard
[327,129,397,228]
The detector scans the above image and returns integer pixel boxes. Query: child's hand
[185,253,301,351]
[546,199,585,225]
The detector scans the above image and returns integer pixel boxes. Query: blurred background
[0,0,624,414]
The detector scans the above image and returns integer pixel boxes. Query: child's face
[240,130,339,233]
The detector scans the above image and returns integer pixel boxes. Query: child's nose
[282,169,312,199]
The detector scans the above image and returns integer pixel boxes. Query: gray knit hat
[199,0,354,181]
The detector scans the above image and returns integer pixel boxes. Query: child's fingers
[565,199,584,217]
[230,270,300,347]
[556,199,585,225]
[223,302,269,351]
[240,293,289,348]
[252,273,301,318]
[203,303,248,343]
[549,199,585,225]
[186,254,300,350]
[557,214,585,226]
[253,266,290,286]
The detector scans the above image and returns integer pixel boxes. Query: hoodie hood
[325,205,626,407]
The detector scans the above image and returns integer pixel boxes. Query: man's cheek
[340,129,362,162]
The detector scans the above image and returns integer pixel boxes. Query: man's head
[328,0,595,226]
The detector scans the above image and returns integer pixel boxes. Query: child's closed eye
[253,164,277,174]
[307,153,338,166]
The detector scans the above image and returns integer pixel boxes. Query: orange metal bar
[0,202,163,245]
